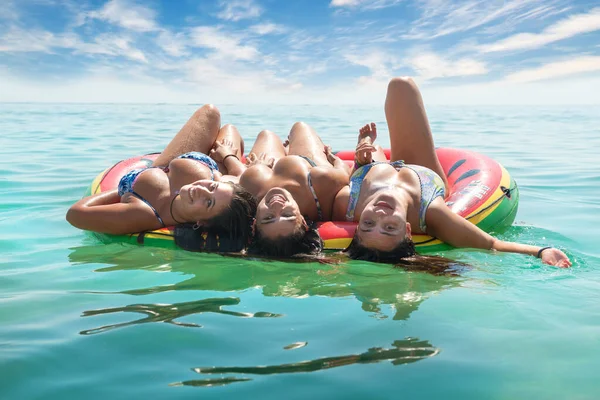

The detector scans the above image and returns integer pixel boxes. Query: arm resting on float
[425,198,571,268]
[66,190,158,235]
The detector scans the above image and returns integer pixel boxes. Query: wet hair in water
[247,219,323,258]
[174,183,257,253]
[345,232,468,275]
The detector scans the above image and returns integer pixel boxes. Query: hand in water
[210,139,238,163]
[541,248,572,268]
[245,152,275,168]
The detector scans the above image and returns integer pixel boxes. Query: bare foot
[358,122,377,145]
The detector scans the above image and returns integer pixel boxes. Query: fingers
[209,148,219,161]
[245,152,257,165]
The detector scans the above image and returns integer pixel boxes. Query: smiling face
[178,179,234,222]
[356,193,411,252]
[255,187,304,239]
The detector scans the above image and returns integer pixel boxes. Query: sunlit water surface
[1,103,599,399]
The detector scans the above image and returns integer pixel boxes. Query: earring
[193,222,201,231]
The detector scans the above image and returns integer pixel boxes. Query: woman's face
[255,187,304,239]
[178,179,234,222]
[356,193,411,251]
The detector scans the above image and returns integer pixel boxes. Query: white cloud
[90,34,148,63]
[504,56,600,83]
[330,0,402,9]
[216,0,262,21]
[249,23,286,35]
[2,64,600,105]
[189,26,259,61]
[405,0,566,40]
[0,27,147,63]
[87,0,157,32]
[0,0,18,20]
[331,0,361,6]
[344,51,396,79]
[286,32,325,50]
[0,27,68,52]
[481,8,600,53]
[421,76,600,105]
[408,52,487,80]
[157,31,188,57]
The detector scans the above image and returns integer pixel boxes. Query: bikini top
[345,160,446,232]
[297,155,323,221]
[117,152,219,227]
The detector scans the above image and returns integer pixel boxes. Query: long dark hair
[247,218,323,258]
[345,232,468,275]
[174,183,257,253]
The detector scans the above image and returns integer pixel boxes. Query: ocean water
[1,103,599,399]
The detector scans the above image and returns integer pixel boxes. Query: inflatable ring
[85,148,519,252]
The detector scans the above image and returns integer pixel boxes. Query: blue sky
[1,0,599,104]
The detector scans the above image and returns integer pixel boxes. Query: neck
[169,193,186,225]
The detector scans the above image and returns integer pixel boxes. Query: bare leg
[286,122,330,167]
[214,124,244,173]
[249,130,286,162]
[384,77,448,188]
[152,104,221,167]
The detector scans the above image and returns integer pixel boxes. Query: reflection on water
[70,244,464,322]
[172,338,438,387]
[80,297,283,335]
[70,244,452,386]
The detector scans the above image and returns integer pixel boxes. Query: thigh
[152,104,221,167]
[215,124,244,159]
[384,77,447,187]
[249,130,287,161]
[286,122,330,167]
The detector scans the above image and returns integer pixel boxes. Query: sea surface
[1,103,599,399]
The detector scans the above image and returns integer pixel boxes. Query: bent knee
[387,77,418,94]
[220,123,239,132]
[288,121,311,139]
[290,121,309,131]
[195,104,221,121]
[256,129,277,140]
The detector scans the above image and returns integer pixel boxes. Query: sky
[1,0,599,105]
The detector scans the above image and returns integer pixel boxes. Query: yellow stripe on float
[465,165,511,225]
[90,169,108,195]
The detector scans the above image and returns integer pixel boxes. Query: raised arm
[425,198,571,268]
[66,190,160,235]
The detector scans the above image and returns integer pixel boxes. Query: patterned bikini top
[345,161,446,232]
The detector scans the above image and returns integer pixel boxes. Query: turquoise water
[1,103,599,399]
